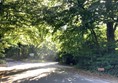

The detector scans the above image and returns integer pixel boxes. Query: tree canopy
[0,0,118,76]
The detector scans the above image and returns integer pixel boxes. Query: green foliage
[56,52,76,65]
[5,44,38,60]
[0,59,6,64]
[95,52,118,76]
[0,0,51,58]
[0,46,4,58]
[42,0,118,76]
[0,0,118,76]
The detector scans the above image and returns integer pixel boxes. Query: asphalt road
[0,61,115,83]
[18,69,110,83]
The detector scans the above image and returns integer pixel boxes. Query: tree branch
[113,23,118,32]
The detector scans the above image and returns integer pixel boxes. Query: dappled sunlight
[1,61,111,83]
[0,62,58,71]
[11,68,56,82]
[0,62,58,83]
[13,70,110,83]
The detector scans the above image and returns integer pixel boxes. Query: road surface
[0,61,117,83]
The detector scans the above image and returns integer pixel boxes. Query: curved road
[0,61,117,83]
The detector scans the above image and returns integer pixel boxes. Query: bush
[56,49,118,76]
[0,59,6,64]
[0,52,5,59]
[75,53,99,70]
[56,52,76,65]
[95,53,118,76]
[5,45,37,60]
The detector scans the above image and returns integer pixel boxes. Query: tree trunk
[90,28,99,48]
[106,22,115,52]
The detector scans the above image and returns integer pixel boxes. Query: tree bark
[90,28,99,48]
[106,22,115,52]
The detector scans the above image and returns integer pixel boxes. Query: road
[0,61,117,83]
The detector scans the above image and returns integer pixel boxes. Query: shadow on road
[0,61,112,83]
[0,62,59,82]
[13,70,94,83]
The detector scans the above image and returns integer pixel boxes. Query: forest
[0,0,118,76]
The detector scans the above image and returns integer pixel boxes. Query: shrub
[56,52,76,65]
[0,59,6,64]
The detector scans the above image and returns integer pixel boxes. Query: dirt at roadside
[64,67,118,83]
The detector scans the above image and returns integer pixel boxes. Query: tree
[41,0,118,53]
[0,0,48,57]
[89,0,118,52]
[38,0,118,72]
